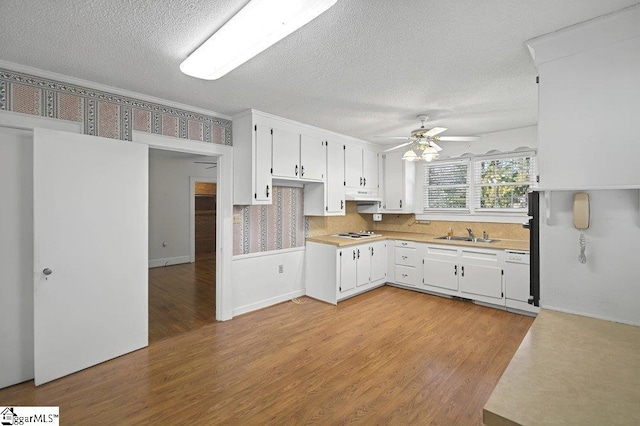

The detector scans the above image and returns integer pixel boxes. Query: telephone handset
[573,192,589,264]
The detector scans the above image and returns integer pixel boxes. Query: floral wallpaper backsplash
[233,187,306,255]
[0,68,231,144]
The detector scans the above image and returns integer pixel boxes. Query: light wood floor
[1,268,533,425]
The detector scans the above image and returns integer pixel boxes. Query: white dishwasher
[504,250,538,314]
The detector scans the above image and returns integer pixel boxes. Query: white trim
[415,212,530,224]
[0,60,231,120]
[0,110,83,134]
[541,305,640,328]
[148,256,191,269]
[189,176,217,263]
[233,246,306,260]
[232,289,305,317]
[132,131,234,321]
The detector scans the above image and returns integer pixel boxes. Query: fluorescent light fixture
[180,0,337,80]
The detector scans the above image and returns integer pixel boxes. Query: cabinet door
[505,263,530,302]
[423,258,458,290]
[326,139,345,214]
[254,124,272,202]
[459,264,503,299]
[300,134,325,181]
[370,241,387,282]
[356,246,370,287]
[383,152,404,210]
[271,127,300,178]
[344,145,363,187]
[362,149,379,189]
[339,249,357,292]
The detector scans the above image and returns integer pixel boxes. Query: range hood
[344,188,382,203]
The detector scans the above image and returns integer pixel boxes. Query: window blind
[422,160,469,210]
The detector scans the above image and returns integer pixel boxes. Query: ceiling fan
[194,161,216,169]
[379,115,480,161]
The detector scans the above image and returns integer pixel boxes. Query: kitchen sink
[435,236,499,243]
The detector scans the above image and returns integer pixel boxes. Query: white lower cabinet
[421,245,505,306]
[306,240,387,304]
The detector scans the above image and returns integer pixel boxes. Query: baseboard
[148,256,191,268]
[232,289,305,317]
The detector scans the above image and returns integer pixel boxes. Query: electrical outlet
[278,265,283,274]
[233,214,241,224]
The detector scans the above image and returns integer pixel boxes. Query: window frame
[418,150,537,221]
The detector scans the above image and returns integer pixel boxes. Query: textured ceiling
[1,0,638,144]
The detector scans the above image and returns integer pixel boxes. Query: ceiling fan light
[422,152,439,162]
[402,149,418,161]
[180,0,337,80]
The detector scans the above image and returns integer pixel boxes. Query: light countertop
[483,309,640,425]
[306,231,530,251]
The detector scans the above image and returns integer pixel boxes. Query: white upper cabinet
[362,149,379,189]
[382,151,414,212]
[232,110,272,205]
[325,138,346,213]
[345,145,379,190]
[300,134,325,181]
[271,127,300,179]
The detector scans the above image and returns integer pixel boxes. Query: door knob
[43,268,53,276]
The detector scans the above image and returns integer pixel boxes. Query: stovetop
[331,231,381,239]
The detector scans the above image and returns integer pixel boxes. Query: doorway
[147,149,218,342]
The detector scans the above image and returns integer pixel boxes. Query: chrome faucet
[466,228,475,239]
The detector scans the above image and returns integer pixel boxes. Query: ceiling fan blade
[424,127,447,137]
[436,136,480,142]
[372,136,411,140]
[383,141,413,152]
[430,141,443,152]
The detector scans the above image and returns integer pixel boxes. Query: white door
[344,145,363,187]
[271,127,299,178]
[300,134,325,181]
[459,264,503,300]
[423,258,459,290]
[254,124,272,202]
[356,245,370,287]
[370,241,387,282]
[33,128,148,385]
[339,249,356,292]
[362,149,379,189]
[383,152,403,211]
[326,139,345,214]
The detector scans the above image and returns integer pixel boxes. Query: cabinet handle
[402,255,408,260]
[360,177,363,186]
[364,177,367,186]
[295,165,298,176]
[402,273,408,278]
[357,249,360,259]
[454,265,457,276]
[353,250,356,260]
[461,266,465,277]
[371,247,374,255]
[401,242,407,246]
[266,185,270,198]
[301,165,304,177]
[340,200,344,210]
[400,199,403,208]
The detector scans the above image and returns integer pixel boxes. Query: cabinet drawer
[395,265,417,286]
[395,247,417,266]
[395,240,416,249]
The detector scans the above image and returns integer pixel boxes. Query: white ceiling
[1,0,638,144]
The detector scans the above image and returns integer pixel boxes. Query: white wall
[232,248,305,316]
[438,125,537,158]
[148,150,216,266]
[540,190,640,325]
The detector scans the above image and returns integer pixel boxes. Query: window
[423,159,470,210]
[422,151,536,214]
[474,155,535,211]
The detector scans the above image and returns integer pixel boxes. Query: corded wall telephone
[573,192,589,264]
